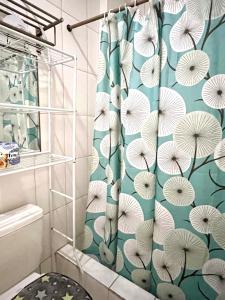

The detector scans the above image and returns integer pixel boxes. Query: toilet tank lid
[0,204,43,238]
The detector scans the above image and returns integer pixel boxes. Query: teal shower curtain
[83,1,225,299]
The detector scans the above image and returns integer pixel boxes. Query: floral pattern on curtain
[83,1,225,299]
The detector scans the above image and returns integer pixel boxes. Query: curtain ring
[124,3,127,12]
[108,8,113,18]
[148,0,154,13]
[108,9,114,22]
[103,11,106,21]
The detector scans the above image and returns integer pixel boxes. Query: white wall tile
[52,205,68,252]
[84,258,119,288]
[62,0,87,21]
[58,243,90,267]
[84,274,109,300]
[52,115,65,155]
[52,164,66,210]
[51,65,64,108]
[63,13,88,72]
[0,171,36,213]
[76,70,88,116]
[87,0,100,32]
[88,116,94,156]
[35,167,49,214]
[42,213,51,261]
[40,257,52,274]
[83,258,118,300]
[47,0,62,9]
[63,65,75,110]
[66,195,87,238]
[87,73,97,116]
[56,252,86,286]
[76,116,88,158]
[107,0,132,9]
[76,157,89,198]
[88,29,99,75]
[110,275,155,300]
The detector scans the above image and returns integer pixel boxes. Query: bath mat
[12,272,92,300]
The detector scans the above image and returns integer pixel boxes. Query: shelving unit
[0,103,74,114]
[0,23,82,271]
[0,152,73,176]
[0,0,63,46]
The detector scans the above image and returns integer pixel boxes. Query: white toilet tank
[0,204,43,293]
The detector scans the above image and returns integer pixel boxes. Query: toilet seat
[0,273,41,300]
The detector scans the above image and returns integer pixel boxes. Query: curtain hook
[124,3,127,12]
[108,8,113,17]
[134,0,137,7]
[148,0,154,13]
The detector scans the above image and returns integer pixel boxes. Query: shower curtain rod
[67,0,149,31]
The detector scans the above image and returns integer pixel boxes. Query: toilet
[0,204,43,296]
[0,204,92,300]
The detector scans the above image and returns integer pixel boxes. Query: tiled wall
[0,0,152,286]
[37,0,101,272]
[0,0,100,275]
[56,244,156,300]
[107,0,149,14]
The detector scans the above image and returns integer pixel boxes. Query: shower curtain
[83,1,225,299]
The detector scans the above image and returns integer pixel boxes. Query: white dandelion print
[140,54,160,88]
[126,138,156,170]
[157,141,191,175]
[118,193,144,234]
[202,74,225,109]
[170,12,205,52]
[174,111,222,158]
[189,205,221,234]
[164,229,209,270]
[124,239,151,268]
[121,89,150,135]
[163,176,195,206]
[176,50,209,86]
[202,259,225,294]
[134,171,155,200]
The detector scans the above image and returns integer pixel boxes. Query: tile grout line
[57,247,91,268]
[108,274,120,290]
[46,0,99,34]
[43,194,88,216]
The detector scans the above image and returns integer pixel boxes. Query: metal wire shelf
[0,0,63,46]
[0,103,74,114]
[0,14,81,270]
[0,24,75,71]
[0,152,73,177]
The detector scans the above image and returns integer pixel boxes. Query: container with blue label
[0,142,20,169]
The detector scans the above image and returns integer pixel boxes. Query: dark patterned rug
[12,272,92,300]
